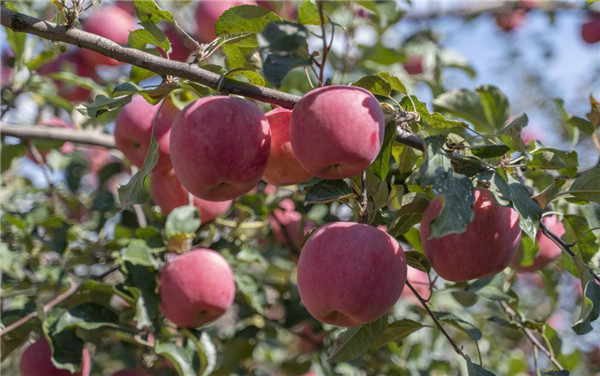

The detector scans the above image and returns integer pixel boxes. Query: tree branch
[1,122,115,148]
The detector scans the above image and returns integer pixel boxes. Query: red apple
[38,51,98,102]
[19,337,91,376]
[495,9,527,32]
[290,85,385,179]
[169,96,271,201]
[158,249,236,327]
[151,168,232,221]
[297,222,407,327]
[262,107,313,186]
[403,55,423,75]
[420,187,521,282]
[114,95,179,172]
[400,265,431,304]
[195,0,258,43]
[511,215,566,272]
[582,16,600,44]
[268,198,315,248]
[162,26,196,62]
[80,6,137,67]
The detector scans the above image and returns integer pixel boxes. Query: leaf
[215,5,282,36]
[415,135,451,186]
[376,72,407,94]
[571,257,600,335]
[402,96,465,129]
[435,312,482,340]
[404,251,431,273]
[532,179,566,209]
[369,319,424,350]
[258,21,308,53]
[53,303,119,334]
[225,68,266,86]
[455,157,483,177]
[529,148,579,177]
[165,205,202,239]
[507,174,542,240]
[133,0,174,23]
[198,332,217,376]
[368,121,397,180]
[155,342,195,376]
[466,355,496,376]
[562,214,599,264]
[46,330,87,374]
[123,264,160,329]
[566,167,600,203]
[304,179,354,205]
[121,240,159,268]
[128,28,170,52]
[328,316,388,362]
[263,53,313,87]
[470,144,510,158]
[298,0,330,25]
[388,193,431,237]
[352,75,391,97]
[76,94,132,119]
[465,274,515,302]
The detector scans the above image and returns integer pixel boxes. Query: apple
[195,0,258,43]
[582,16,600,44]
[163,26,196,62]
[111,371,150,376]
[403,55,423,75]
[158,249,236,327]
[400,265,431,304]
[420,187,521,282]
[262,107,313,186]
[494,9,527,32]
[1,48,13,87]
[290,85,385,180]
[80,6,137,67]
[297,222,407,327]
[151,168,232,221]
[169,96,271,201]
[19,337,91,376]
[26,117,75,162]
[268,198,315,248]
[511,215,566,272]
[38,51,98,102]
[114,95,179,172]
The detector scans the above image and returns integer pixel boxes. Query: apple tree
[1,1,599,375]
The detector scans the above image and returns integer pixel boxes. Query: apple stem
[405,281,465,358]
[498,301,565,371]
[358,170,368,223]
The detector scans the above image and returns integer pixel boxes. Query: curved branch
[0,122,115,148]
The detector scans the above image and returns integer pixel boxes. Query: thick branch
[0,6,301,108]
[1,122,115,148]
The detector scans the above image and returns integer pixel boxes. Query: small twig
[317,1,329,87]
[0,282,81,337]
[405,281,465,357]
[358,170,368,223]
[133,204,147,228]
[25,140,59,213]
[499,301,564,371]
[1,122,115,148]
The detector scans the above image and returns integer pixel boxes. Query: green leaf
[1,143,26,173]
[435,312,481,340]
[352,75,391,97]
[529,148,579,177]
[465,274,515,302]
[128,28,170,52]
[572,269,600,335]
[76,94,132,119]
[470,144,510,158]
[133,0,174,23]
[121,240,159,268]
[369,319,424,350]
[298,0,330,25]
[402,96,465,129]
[225,68,266,86]
[258,21,308,53]
[455,157,483,177]
[53,303,119,334]
[562,214,599,264]
[129,49,162,83]
[46,330,87,374]
[263,53,313,87]
[567,117,594,135]
[376,71,407,94]
[566,168,600,203]
[388,193,431,237]
[404,251,431,273]
[155,342,195,376]
[542,323,563,360]
[215,5,282,36]
[123,264,160,329]
[368,121,397,180]
[198,332,217,376]
[507,174,542,240]
[328,316,388,362]
[415,135,451,186]
[466,355,496,376]
[305,179,354,205]
[165,205,202,239]
[47,71,101,92]
[532,179,566,209]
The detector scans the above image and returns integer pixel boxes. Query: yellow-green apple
[151,168,232,221]
[158,249,236,327]
[169,96,271,201]
[80,6,137,67]
[268,198,315,248]
[114,95,179,172]
[290,85,385,179]
[19,337,90,376]
[38,51,98,102]
[195,0,258,43]
[297,222,407,327]
[511,215,566,272]
[262,107,313,186]
[420,187,521,282]
[582,15,600,44]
